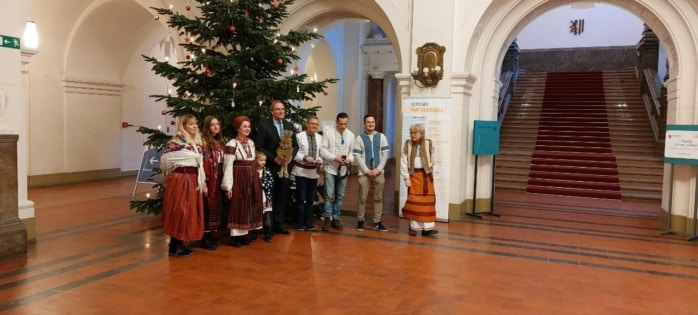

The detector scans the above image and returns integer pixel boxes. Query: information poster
[665,125,698,165]
[399,97,453,222]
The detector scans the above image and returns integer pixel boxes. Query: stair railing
[497,71,514,123]
[640,68,663,142]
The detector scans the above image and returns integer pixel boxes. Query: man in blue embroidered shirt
[352,115,390,232]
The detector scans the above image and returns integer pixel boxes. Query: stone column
[0,134,27,258]
[368,73,385,132]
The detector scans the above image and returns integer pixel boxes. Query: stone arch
[284,0,406,72]
[63,0,157,81]
[282,0,405,135]
[465,0,697,122]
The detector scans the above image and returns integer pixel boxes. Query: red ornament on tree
[186,55,191,60]
[161,110,167,115]
[184,37,190,43]
[122,122,131,128]
[170,120,176,126]
[277,58,283,65]
[204,67,211,75]
[323,91,328,96]
[273,1,280,9]
[229,25,236,32]
[186,5,191,11]
[258,17,264,23]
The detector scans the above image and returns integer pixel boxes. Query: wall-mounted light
[411,42,445,88]
[23,21,39,50]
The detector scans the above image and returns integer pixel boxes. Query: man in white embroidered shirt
[352,115,390,232]
[292,116,323,231]
[319,112,355,232]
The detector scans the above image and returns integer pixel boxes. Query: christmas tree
[130,0,336,215]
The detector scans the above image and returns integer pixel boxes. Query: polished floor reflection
[2,175,697,314]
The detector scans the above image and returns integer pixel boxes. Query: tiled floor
[2,170,698,314]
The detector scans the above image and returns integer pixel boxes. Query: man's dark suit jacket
[255,119,299,171]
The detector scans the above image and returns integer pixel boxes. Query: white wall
[516,3,644,49]
[121,22,172,171]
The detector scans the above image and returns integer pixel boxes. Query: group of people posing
[159,100,439,258]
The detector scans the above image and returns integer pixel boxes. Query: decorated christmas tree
[130,0,336,215]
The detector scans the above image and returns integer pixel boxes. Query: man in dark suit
[255,100,298,235]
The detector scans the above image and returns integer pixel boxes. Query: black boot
[240,235,250,246]
[248,230,258,243]
[199,231,218,250]
[168,238,179,255]
[169,237,193,257]
[230,235,242,247]
[264,225,273,243]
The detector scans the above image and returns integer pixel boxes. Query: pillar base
[0,217,27,258]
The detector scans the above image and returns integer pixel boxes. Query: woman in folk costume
[160,114,206,257]
[222,116,265,247]
[200,116,225,250]
[400,123,439,237]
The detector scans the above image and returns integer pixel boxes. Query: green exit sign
[1,35,21,49]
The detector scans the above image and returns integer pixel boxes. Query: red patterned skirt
[204,165,224,230]
[402,169,436,222]
[227,160,264,230]
[161,167,205,241]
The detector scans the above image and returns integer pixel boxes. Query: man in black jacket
[255,100,298,235]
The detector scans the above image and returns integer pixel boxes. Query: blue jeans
[323,172,348,219]
[295,176,318,228]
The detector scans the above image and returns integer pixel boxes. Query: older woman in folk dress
[161,114,206,257]
[400,123,439,237]
[222,116,265,247]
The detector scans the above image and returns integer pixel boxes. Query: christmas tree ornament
[293,65,299,72]
[323,90,328,96]
[170,120,175,125]
[273,1,280,9]
[229,25,236,32]
[186,5,191,11]
[184,37,190,43]
[277,58,283,65]
[185,54,191,60]
[259,17,264,23]
[154,15,160,20]
[161,110,167,115]
[204,67,211,75]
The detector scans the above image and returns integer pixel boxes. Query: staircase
[496,70,663,201]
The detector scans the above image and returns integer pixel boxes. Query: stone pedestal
[0,134,27,259]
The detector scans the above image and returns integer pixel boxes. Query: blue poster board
[664,125,698,165]
[473,120,500,155]
[136,148,162,183]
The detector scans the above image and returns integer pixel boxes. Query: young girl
[256,152,275,243]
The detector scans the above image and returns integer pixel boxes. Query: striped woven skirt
[402,169,436,222]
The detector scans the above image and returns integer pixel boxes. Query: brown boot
[331,219,343,230]
[322,218,331,232]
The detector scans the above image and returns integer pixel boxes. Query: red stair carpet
[526,71,622,199]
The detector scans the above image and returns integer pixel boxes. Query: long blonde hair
[173,114,203,146]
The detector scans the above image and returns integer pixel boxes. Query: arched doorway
[464,0,698,228]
